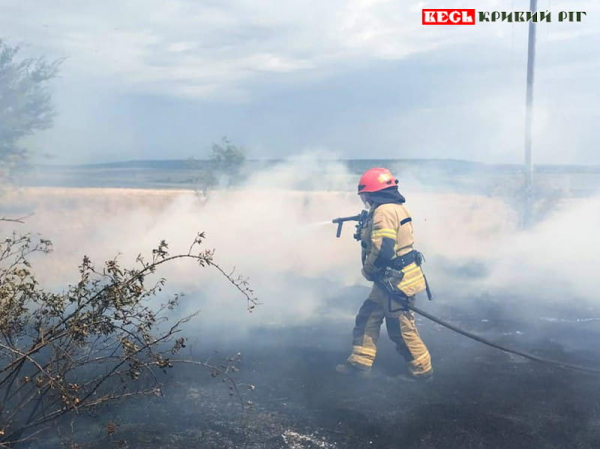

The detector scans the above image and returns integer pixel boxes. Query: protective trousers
[347,284,432,377]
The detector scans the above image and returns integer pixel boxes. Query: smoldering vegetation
[4,158,600,448]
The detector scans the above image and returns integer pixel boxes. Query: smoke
[2,154,600,345]
[482,196,600,300]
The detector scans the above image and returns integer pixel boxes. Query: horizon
[33,157,600,169]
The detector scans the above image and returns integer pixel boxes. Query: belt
[389,250,418,270]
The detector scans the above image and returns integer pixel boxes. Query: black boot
[396,369,434,383]
[335,362,371,379]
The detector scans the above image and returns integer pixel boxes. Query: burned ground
[28,290,600,449]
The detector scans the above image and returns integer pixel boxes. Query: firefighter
[336,167,433,381]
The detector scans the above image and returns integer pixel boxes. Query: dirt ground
[26,291,600,449]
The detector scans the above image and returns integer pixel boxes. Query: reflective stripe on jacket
[361,202,414,276]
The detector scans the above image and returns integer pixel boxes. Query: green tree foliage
[0,40,61,178]
[189,137,247,194]
[210,137,246,179]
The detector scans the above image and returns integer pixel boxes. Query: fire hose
[402,297,600,376]
[332,212,600,376]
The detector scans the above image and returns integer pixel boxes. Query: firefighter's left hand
[361,268,375,282]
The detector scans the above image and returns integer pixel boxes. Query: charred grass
[34,297,600,449]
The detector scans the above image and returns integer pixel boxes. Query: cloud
[4,0,599,99]
[0,0,498,99]
[3,0,599,164]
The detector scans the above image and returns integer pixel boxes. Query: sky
[1,0,599,165]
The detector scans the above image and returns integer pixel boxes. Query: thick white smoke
[2,154,599,341]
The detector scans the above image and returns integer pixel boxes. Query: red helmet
[357,168,398,194]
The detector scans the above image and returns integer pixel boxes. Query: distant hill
[18,158,600,195]
[35,158,600,174]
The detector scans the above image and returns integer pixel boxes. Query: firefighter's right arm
[362,206,397,278]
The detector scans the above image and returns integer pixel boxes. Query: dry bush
[0,222,256,446]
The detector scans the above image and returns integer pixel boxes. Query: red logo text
[422,9,476,25]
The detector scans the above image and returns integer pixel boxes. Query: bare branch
[0,214,33,224]
[0,232,256,444]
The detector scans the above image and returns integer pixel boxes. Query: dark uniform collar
[368,187,406,207]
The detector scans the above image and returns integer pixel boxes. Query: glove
[361,268,375,282]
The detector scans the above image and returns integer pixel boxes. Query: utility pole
[523,0,537,227]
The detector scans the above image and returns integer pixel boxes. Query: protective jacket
[345,188,432,377]
[360,200,427,298]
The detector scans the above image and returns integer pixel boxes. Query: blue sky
[2,0,598,164]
